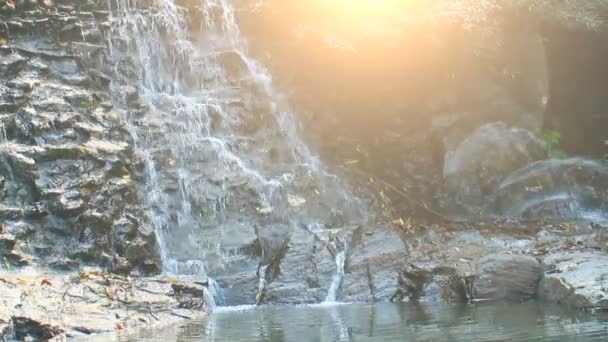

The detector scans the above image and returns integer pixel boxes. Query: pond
[89,301,608,341]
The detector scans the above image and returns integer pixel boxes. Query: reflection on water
[90,302,608,341]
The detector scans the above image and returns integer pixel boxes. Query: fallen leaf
[40,278,53,286]
[22,289,33,298]
[327,228,342,235]
[106,112,120,122]
[287,194,306,208]
[343,159,359,165]
[80,185,94,196]
[137,317,147,323]
[17,278,29,286]
[392,217,413,230]
[0,37,7,46]
[104,287,114,299]
[115,322,124,330]
[256,207,273,215]
[255,292,262,303]
[24,81,34,93]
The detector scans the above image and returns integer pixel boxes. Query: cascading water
[105,0,368,305]
[325,250,346,303]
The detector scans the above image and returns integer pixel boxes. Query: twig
[377,178,471,228]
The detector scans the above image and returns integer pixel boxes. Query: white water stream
[106,0,361,305]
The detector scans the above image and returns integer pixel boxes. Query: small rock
[0,234,16,255]
[48,258,80,271]
[112,256,132,274]
[12,316,64,341]
[92,10,110,21]
[6,21,23,32]
[172,282,206,309]
[41,0,53,9]
[0,3,16,15]
[124,238,152,265]
[0,206,23,220]
[6,251,29,266]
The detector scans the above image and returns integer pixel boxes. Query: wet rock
[84,139,129,156]
[341,228,407,302]
[11,316,64,341]
[59,22,84,41]
[0,322,11,340]
[172,282,207,309]
[539,252,608,309]
[0,2,16,15]
[442,122,548,217]
[0,206,23,220]
[52,190,86,216]
[47,258,80,271]
[393,263,474,304]
[473,254,541,301]
[0,21,9,45]
[112,256,132,274]
[6,250,29,266]
[0,233,16,255]
[124,237,156,266]
[495,158,608,221]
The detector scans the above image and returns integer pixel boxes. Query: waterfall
[325,250,346,303]
[105,0,367,305]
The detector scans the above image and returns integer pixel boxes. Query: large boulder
[539,252,608,309]
[494,158,608,221]
[473,254,541,301]
[442,122,548,216]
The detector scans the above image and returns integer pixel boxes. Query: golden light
[294,0,425,45]
[320,0,416,22]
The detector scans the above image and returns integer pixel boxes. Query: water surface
[92,301,608,341]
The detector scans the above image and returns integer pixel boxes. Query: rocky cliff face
[0,0,160,274]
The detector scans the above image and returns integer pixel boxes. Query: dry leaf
[104,287,114,299]
[17,278,28,286]
[256,207,273,215]
[40,278,53,286]
[115,322,124,330]
[106,112,120,122]
[287,194,306,207]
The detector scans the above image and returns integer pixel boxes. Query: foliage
[542,129,567,159]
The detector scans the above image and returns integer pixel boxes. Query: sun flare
[321,0,416,20]
[293,0,424,42]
